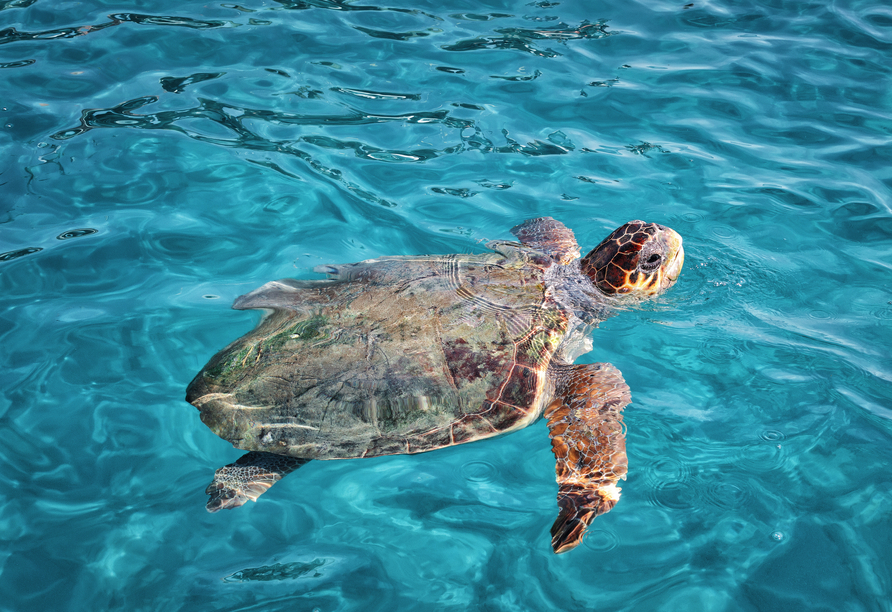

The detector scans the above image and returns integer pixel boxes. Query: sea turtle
[186,217,684,553]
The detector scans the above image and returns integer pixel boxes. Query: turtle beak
[662,229,684,286]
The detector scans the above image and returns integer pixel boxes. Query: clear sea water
[2,0,891,609]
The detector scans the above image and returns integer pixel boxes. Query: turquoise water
[2,0,892,609]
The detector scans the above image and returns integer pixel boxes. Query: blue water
[2,0,892,609]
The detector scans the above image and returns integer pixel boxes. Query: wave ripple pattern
[1,0,892,610]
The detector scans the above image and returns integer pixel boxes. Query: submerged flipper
[510,217,581,265]
[205,451,310,512]
[546,363,630,553]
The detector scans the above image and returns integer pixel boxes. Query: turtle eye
[640,253,662,271]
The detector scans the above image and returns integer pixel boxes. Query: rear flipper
[205,451,310,512]
[233,278,343,311]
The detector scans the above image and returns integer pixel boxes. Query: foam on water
[2,0,892,610]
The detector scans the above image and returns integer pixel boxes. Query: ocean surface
[2,0,891,610]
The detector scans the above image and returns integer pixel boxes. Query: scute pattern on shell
[188,251,567,460]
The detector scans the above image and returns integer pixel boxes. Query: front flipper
[546,363,630,553]
[510,217,581,265]
[205,451,310,512]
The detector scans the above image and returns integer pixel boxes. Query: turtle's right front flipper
[546,363,630,553]
[205,451,310,512]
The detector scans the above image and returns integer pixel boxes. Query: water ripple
[0,246,42,261]
[698,338,744,365]
[642,456,692,484]
[648,481,699,511]
[56,228,98,240]
[353,25,431,41]
[160,72,225,94]
[49,96,474,207]
[0,58,33,68]
[332,87,421,101]
[275,0,441,18]
[460,460,499,483]
[441,20,612,57]
[3,0,892,609]
[46,89,598,209]
[703,478,752,510]
[759,430,786,442]
[223,558,329,583]
[582,529,619,552]
[736,442,786,473]
[0,0,36,11]
[0,13,236,46]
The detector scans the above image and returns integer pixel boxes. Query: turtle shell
[187,250,569,460]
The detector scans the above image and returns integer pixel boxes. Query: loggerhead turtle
[186,217,683,553]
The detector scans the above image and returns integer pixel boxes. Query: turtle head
[580,221,684,299]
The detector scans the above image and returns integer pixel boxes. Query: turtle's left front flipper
[546,363,630,553]
[509,216,581,264]
[205,451,310,512]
